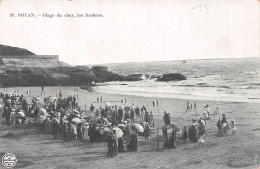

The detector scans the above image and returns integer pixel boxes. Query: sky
[0,0,259,65]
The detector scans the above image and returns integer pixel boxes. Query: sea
[93,57,260,103]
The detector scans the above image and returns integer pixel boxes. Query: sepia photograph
[0,0,259,168]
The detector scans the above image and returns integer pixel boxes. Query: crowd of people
[0,91,152,158]
[0,90,237,157]
[179,104,236,148]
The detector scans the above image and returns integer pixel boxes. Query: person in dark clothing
[112,130,118,156]
[5,108,11,127]
[144,111,149,123]
[217,117,223,137]
[100,107,105,118]
[71,100,76,109]
[88,124,96,145]
[124,109,130,121]
[182,126,188,143]
[127,132,138,152]
[59,90,62,98]
[163,111,171,126]
[135,106,140,119]
[221,114,227,124]
[77,123,82,139]
[189,123,198,142]
[118,137,124,152]
[130,108,135,122]
[52,118,60,139]
[107,133,116,157]
[118,106,123,121]
[90,104,95,112]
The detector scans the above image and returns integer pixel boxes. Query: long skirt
[118,138,124,152]
[113,140,118,156]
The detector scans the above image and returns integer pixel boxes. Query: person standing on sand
[118,137,124,152]
[90,103,95,113]
[149,111,154,126]
[203,107,209,122]
[59,90,62,98]
[52,116,60,139]
[107,132,114,157]
[163,111,170,126]
[186,102,191,112]
[88,123,96,145]
[5,107,11,127]
[182,126,188,143]
[144,111,149,123]
[100,106,105,118]
[112,129,118,156]
[231,120,236,135]
[141,105,146,122]
[118,106,123,121]
[130,108,135,122]
[135,106,140,120]
[168,127,177,149]
[124,108,130,121]
[198,134,205,147]
[205,105,210,118]
[190,119,198,142]
[217,117,223,137]
[127,132,138,152]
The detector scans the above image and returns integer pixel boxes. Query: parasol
[52,97,58,102]
[133,123,144,133]
[105,102,112,107]
[38,108,47,116]
[112,127,124,138]
[117,123,126,129]
[103,127,111,132]
[73,109,80,114]
[17,112,25,117]
[74,114,80,118]
[72,118,81,124]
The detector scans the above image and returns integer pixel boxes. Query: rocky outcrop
[0,44,69,67]
[157,73,187,81]
[0,44,35,56]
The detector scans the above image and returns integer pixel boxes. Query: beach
[0,86,260,169]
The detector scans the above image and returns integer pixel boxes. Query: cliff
[0,44,35,55]
[0,45,142,87]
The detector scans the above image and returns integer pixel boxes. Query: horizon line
[70,56,260,66]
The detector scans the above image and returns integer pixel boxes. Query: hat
[192,119,196,122]
[222,114,226,116]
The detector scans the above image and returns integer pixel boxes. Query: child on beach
[231,120,236,135]
[198,134,205,147]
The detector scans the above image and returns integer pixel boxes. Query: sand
[0,86,260,169]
